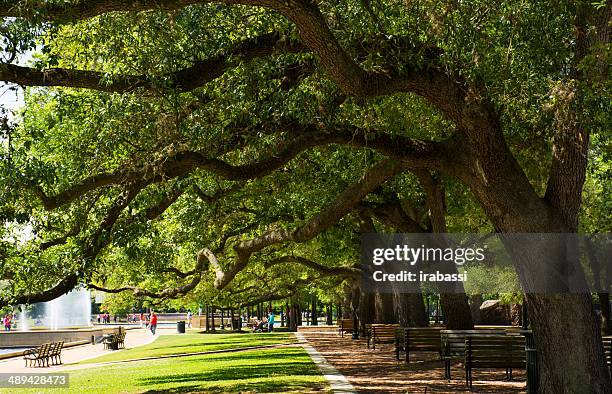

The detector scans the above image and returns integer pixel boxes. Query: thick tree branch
[34,126,453,210]
[1,0,497,133]
[415,170,447,233]
[192,182,244,205]
[544,3,610,231]
[0,0,204,20]
[0,32,303,93]
[199,158,403,289]
[39,223,82,250]
[360,195,425,233]
[88,272,201,299]
[236,275,341,308]
[0,184,143,308]
[87,239,209,298]
[264,255,360,278]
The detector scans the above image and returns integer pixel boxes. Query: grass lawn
[78,332,296,363]
[5,347,328,393]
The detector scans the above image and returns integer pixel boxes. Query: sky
[0,51,29,118]
[0,83,24,117]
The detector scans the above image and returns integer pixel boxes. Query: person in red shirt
[149,313,158,335]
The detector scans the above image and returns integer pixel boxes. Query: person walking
[3,314,11,331]
[267,310,275,332]
[187,311,192,328]
[149,312,158,335]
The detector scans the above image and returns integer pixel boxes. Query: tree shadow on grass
[141,379,326,394]
[137,361,324,393]
[180,348,307,364]
[145,336,291,352]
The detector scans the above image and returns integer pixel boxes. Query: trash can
[177,320,186,333]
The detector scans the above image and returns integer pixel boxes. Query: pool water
[0,347,28,355]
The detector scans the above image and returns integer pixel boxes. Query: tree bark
[417,171,474,330]
[374,292,397,324]
[469,294,483,325]
[359,291,375,336]
[311,296,318,326]
[598,293,610,336]
[396,293,428,327]
[526,293,610,393]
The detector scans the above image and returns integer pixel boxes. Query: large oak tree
[0,1,610,392]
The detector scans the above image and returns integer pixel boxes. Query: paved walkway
[295,332,356,394]
[301,333,526,394]
[0,327,158,373]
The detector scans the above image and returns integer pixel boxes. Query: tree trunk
[527,293,611,393]
[374,292,396,323]
[311,296,318,326]
[350,285,360,337]
[470,294,483,325]
[436,293,472,329]
[598,293,610,336]
[359,291,375,336]
[396,292,428,327]
[417,171,474,329]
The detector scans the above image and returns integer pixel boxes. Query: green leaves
[1,0,608,309]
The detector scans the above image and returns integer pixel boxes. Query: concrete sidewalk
[0,327,160,373]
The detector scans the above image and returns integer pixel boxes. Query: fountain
[44,287,92,329]
[18,304,29,331]
[1,287,97,349]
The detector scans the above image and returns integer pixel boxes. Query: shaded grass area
[4,347,328,393]
[79,332,295,363]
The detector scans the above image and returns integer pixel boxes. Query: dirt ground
[302,333,526,394]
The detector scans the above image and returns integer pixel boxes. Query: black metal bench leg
[464,365,472,390]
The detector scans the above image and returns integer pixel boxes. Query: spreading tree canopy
[0,1,609,392]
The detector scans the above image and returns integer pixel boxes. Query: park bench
[49,341,64,365]
[338,318,355,337]
[23,343,53,367]
[118,332,126,348]
[464,334,526,389]
[395,327,443,362]
[367,324,400,350]
[603,336,612,376]
[103,332,126,350]
[441,329,509,379]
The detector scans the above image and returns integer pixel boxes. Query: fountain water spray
[18,304,29,331]
[44,287,92,330]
